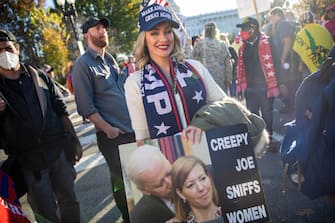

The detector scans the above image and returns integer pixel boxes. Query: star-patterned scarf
[237,33,279,98]
[141,59,207,139]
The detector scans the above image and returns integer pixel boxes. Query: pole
[167,5,190,39]
[61,2,84,55]
[252,0,260,24]
[68,12,85,55]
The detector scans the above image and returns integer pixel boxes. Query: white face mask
[0,51,19,70]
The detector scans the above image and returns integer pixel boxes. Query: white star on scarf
[263,54,271,61]
[154,122,171,136]
[267,71,275,77]
[192,90,203,103]
[265,62,273,69]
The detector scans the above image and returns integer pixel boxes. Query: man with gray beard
[72,17,135,223]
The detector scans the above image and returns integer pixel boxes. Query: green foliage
[75,0,141,54]
[31,7,69,79]
[273,0,335,18]
[0,1,69,79]
[0,0,39,64]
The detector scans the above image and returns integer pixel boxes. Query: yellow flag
[293,23,334,73]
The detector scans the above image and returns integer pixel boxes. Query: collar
[87,46,104,60]
[162,198,174,212]
[20,64,32,77]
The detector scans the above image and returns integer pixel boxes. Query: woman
[125,4,226,145]
[171,156,222,222]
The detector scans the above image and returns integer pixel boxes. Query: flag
[0,170,31,223]
[142,0,168,7]
[293,23,334,73]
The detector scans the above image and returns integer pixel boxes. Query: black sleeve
[269,37,284,85]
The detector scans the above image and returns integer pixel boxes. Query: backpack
[280,46,335,199]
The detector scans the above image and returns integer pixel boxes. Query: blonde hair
[134,29,185,69]
[171,156,219,221]
[204,22,219,39]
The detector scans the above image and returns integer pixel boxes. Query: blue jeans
[96,131,135,223]
[244,88,274,136]
[23,151,80,223]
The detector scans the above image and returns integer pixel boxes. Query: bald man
[126,145,175,223]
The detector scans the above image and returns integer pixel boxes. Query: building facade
[184,9,243,38]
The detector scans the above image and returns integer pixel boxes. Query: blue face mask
[0,51,19,70]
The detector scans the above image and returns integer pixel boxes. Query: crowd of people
[0,2,334,223]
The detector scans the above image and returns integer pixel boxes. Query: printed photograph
[119,125,270,223]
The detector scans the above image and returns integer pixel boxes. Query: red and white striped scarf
[237,33,279,98]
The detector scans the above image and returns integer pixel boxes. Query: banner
[236,0,271,18]
[119,125,270,223]
[0,170,31,223]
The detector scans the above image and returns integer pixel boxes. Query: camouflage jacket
[191,38,233,91]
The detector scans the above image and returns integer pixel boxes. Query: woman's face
[177,164,214,209]
[145,21,174,62]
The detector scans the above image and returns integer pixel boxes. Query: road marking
[79,134,96,146]
[75,152,105,173]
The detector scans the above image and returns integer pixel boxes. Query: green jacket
[191,98,268,157]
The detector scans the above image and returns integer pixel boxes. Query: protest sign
[207,124,270,223]
[119,124,270,223]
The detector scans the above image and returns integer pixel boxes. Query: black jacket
[0,64,68,170]
[130,195,174,223]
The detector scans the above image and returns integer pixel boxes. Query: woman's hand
[182,125,202,144]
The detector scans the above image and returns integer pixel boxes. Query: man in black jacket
[126,145,175,223]
[0,29,82,223]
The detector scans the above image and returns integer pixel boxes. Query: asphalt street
[2,95,335,223]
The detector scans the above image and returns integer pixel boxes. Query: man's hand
[104,125,125,139]
[88,113,125,139]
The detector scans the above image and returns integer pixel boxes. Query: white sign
[236,0,271,18]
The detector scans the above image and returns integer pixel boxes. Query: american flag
[142,0,168,7]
